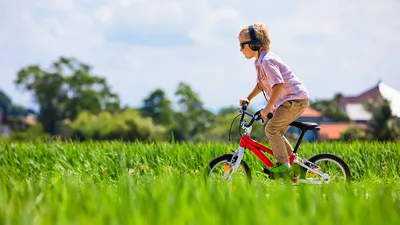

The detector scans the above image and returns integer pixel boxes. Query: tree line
[1,57,399,142]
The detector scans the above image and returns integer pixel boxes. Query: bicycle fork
[226,147,245,181]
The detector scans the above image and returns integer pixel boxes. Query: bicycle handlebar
[240,101,273,128]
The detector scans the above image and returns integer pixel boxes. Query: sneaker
[269,163,290,173]
[264,163,290,179]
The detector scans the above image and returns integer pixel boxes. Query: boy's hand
[239,98,250,106]
[260,106,273,118]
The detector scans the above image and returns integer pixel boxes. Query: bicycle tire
[299,153,351,183]
[205,154,252,183]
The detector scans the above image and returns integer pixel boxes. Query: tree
[140,89,174,127]
[0,90,12,109]
[0,90,11,124]
[364,98,400,141]
[340,126,364,141]
[310,92,350,122]
[173,82,215,141]
[175,82,204,114]
[15,57,120,135]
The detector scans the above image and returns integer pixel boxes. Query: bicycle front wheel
[205,154,252,185]
[299,153,351,184]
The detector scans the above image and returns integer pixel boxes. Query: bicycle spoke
[208,160,248,184]
[304,159,348,183]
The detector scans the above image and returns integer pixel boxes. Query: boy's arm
[247,83,262,102]
[262,83,283,116]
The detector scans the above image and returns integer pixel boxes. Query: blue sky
[1,0,399,112]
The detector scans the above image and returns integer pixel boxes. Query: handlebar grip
[267,112,273,119]
[241,101,249,110]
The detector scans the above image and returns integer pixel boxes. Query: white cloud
[37,0,77,11]
[96,0,185,25]
[188,7,243,45]
[95,7,113,23]
[0,0,399,114]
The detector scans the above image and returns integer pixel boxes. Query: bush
[64,109,167,142]
[3,123,51,142]
[340,126,364,141]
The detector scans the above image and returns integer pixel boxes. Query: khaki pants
[265,99,309,164]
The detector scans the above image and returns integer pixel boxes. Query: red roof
[301,107,322,117]
[25,115,37,125]
[318,123,367,140]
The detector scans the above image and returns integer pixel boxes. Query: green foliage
[206,112,240,142]
[206,111,266,144]
[140,89,174,127]
[171,82,216,141]
[9,57,400,144]
[340,126,364,141]
[310,93,350,122]
[65,109,167,142]
[4,123,50,142]
[14,57,120,134]
[364,98,400,141]
[0,89,12,108]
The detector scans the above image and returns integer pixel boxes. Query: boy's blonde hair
[239,23,271,51]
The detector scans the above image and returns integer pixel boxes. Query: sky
[1,0,399,113]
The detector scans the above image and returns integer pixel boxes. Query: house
[287,107,324,142]
[286,81,400,142]
[296,107,324,123]
[287,107,367,142]
[0,109,37,136]
[318,122,367,141]
[339,81,400,123]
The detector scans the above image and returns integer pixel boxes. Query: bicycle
[205,102,351,185]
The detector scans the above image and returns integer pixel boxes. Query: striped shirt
[255,50,309,111]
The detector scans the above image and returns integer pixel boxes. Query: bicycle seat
[290,121,320,131]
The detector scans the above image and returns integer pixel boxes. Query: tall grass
[1,140,399,181]
[0,140,399,224]
[1,174,399,225]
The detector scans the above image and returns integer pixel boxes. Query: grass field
[0,141,399,225]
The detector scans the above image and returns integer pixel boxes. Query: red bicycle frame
[239,135,296,168]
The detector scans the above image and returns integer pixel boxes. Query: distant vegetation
[1,56,400,142]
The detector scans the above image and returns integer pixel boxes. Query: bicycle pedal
[263,167,271,176]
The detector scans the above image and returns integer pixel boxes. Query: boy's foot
[269,163,290,173]
[263,163,291,179]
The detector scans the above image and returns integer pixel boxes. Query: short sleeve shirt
[255,51,309,110]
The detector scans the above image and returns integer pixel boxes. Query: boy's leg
[283,136,294,156]
[265,99,309,165]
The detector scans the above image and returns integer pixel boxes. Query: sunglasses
[240,41,251,49]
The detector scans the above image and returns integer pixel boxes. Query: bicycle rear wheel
[205,154,252,185]
[299,153,351,184]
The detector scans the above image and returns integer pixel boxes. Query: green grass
[0,140,399,224]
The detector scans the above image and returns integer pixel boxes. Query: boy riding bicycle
[238,23,310,174]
